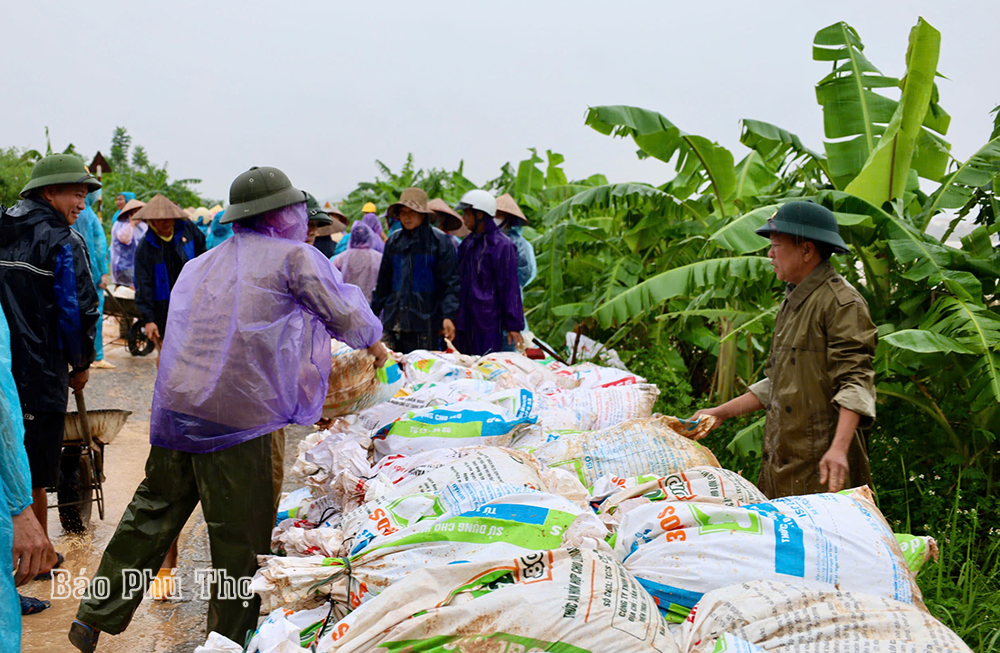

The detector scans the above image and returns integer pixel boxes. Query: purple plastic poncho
[332,222,382,302]
[110,218,148,287]
[360,213,386,253]
[149,203,383,453]
[454,218,525,356]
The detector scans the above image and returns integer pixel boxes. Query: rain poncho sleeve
[454,220,525,356]
[509,227,537,289]
[0,304,29,653]
[71,192,109,282]
[148,204,383,454]
[0,303,31,517]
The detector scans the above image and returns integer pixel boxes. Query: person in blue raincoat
[494,194,537,290]
[1,302,59,639]
[371,188,460,353]
[71,190,113,368]
[453,190,525,356]
[206,209,234,249]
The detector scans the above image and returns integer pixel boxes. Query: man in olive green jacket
[693,201,876,498]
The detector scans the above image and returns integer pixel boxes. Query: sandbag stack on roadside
[198,345,971,653]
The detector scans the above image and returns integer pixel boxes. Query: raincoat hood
[348,222,376,250]
[233,202,307,242]
[362,212,383,237]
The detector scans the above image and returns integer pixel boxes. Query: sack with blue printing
[614,486,923,623]
[528,417,720,489]
[372,392,538,460]
[340,446,588,546]
[252,491,611,614]
[401,350,488,385]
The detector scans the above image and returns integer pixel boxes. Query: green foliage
[96,127,214,225]
[0,147,34,208]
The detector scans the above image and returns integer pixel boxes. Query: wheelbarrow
[103,286,155,356]
[51,392,131,533]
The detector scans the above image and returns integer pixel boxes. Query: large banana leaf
[845,18,941,206]
[922,297,1000,412]
[585,106,736,215]
[814,20,951,189]
[733,152,780,201]
[917,135,1000,230]
[882,328,973,354]
[709,205,778,254]
[740,119,829,179]
[592,256,773,327]
[541,182,680,225]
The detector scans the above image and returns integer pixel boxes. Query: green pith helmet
[754,201,849,254]
[20,154,102,198]
[222,166,305,224]
[304,192,333,226]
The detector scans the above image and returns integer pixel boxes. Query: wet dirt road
[20,319,313,652]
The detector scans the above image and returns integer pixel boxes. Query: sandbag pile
[199,346,970,653]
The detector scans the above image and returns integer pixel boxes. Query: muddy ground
[20,319,312,652]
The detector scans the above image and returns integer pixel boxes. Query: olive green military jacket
[748,261,877,498]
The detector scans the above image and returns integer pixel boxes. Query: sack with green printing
[252,490,610,614]
[371,392,537,460]
[530,417,720,488]
[592,467,767,514]
[680,579,971,652]
[312,547,680,653]
[341,446,591,542]
[614,487,923,623]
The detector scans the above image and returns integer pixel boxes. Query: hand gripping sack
[312,548,680,653]
[323,341,405,418]
[614,488,923,622]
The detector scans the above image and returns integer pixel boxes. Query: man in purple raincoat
[453,190,525,356]
[71,167,386,651]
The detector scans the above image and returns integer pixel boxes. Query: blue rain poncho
[0,303,31,651]
[149,203,383,454]
[332,222,382,302]
[206,211,234,249]
[505,225,537,289]
[71,190,110,360]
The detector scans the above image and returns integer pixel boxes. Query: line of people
[0,154,543,651]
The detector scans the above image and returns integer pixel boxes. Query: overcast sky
[2,1,997,208]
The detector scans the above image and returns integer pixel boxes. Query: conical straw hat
[495,193,527,225]
[119,199,146,221]
[427,198,463,232]
[134,194,186,221]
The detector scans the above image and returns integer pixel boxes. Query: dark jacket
[370,219,459,335]
[0,199,99,413]
[135,220,206,333]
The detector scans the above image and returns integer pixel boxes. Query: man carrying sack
[691,201,877,498]
[71,166,386,652]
